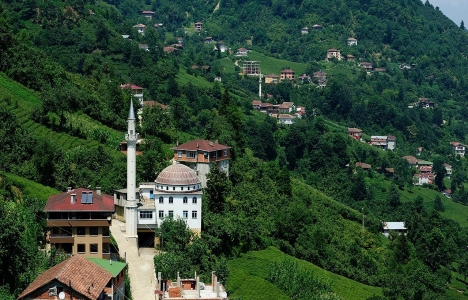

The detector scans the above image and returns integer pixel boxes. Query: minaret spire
[125,98,138,238]
[258,70,262,98]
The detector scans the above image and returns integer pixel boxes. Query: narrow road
[111,220,156,300]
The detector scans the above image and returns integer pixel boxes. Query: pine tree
[433,195,445,212]
[461,20,465,30]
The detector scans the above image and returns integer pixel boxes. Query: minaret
[258,71,262,98]
[125,99,138,237]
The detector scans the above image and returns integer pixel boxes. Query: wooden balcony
[49,235,74,244]
[47,219,111,227]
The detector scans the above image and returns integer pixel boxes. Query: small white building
[236,48,248,57]
[278,114,295,125]
[382,222,407,237]
[133,24,146,35]
[451,141,465,157]
[347,37,357,46]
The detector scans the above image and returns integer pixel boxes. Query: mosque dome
[155,164,200,186]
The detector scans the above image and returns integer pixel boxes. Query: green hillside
[1,172,59,201]
[227,247,383,300]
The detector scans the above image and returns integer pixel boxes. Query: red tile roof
[279,102,294,109]
[142,10,154,14]
[120,83,144,90]
[173,139,230,152]
[348,127,362,133]
[281,69,295,74]
[18,255,112,300]
[45,188,114,212]
[356,162,371,169]
[143,101,169,109]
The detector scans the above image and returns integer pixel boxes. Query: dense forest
[2,0,468,299]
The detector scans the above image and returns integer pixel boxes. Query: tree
[204,164,230,213]
[433,195,444,212]
[388,184,400,208]
[461,20,465,30]
[432,158,446,191]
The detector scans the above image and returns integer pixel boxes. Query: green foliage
[434,195,445,212]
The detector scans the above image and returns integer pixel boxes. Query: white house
[347,37,357,46]
[382,222,407,237]
[451,141,465,157]
[133,24,146,35]
[236,48,248,56]
[278,114,295,125]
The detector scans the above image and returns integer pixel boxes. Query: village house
[17,255,127,300]
[382,222,407,237]
[387,136,396,151]
[296,106,306,118]
[370,135,396,151]
[217,41,226,52]
[278,114,296,125]
[142,10,155,19]
[298,74,311,83]
[356,162,371,170]
[172,140,231,188]
[278,102,295,113]
[313,71,327,80]
[265,74,280,84]
[280,69,295,81]
[417,147,423,156]
[317,79,327,88]
[155,271,227,300]
[346,54,356,62]
[143,100,169,110]
[413,173,435,185]
[348,128,362,140]
[451,141,466,157]
[258,103,273,113]
[45,188,114,259]
[327,49,342,61]
[204,36,214,44]
[419,165,433,174]
[236,48,248,56]
[138,43,149,51]
[133,24,146,35]
[418,97,434,109]
[374,68,386,73]
[163,46,176,53]
[312,24,323,30]
[120,84,144,106]
[301,27,309,34]
[177,37,183,45]
[252,100,262,110]
[444,163,452,178]
[360,62,373,71]
[399,63,412,70]
[242,61,260,75]
[442,189,452,198]
[403,155,418,168]
[194,22,203,32]
[347,37,357,46]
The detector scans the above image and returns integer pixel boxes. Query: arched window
[183,197,188,204]
[159,196,164,204]
[192,197,197,204]
[169,196,173,204]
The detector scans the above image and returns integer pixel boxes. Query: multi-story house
[45,188,114,259]
[451,141,466,157]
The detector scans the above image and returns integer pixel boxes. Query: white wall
[154,193,202,230]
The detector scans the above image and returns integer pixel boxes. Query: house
[301,27,309,34]
[313,71,327,80]
[360,62,373,71]
[45,188,114,259]
[172,140,231,188]
[242,61,260,75]
[280,69,295,81]
[382,222,407,237]
[347,37,357,46]
[17,255,127,300]
[348,128,362,140]
[312,24,323,30]
[120,84,144,106]
[451,141,465,157]
[121,34,130,39]
[177,37,183,45]
[142,10,155,19]
[154,23,163,28]
[298,74,311,83]
[296,106,306,118]
[259,102,273,113]
[346,54,356,62]
[265,74,279,84]
[217,41,226,52]
[399,63,412,70]
[204,36,214,44]
[155,272,228,300]
[374,68,386,73]
[327,49,342,61]
[317,79,327,88]
[417,159,433,168]
[163,46,176,53]
[236,48,248,56]
[387,136,396,151]
[403,155,418,167]
[138,43,149,51]
[413,173,435,185]
[444,163,452,178]
[419,165,433,174]
[417,147,423,156]
[278,102,295,113]
[371,136,388,149]
[133,24,146,34]
[252,100,262,110]
[418,98,434,109]
[194,22,203,32]
[356,162,371,170]
[278,114,295,125]
[214,77,222,82]
[442,189,452,198]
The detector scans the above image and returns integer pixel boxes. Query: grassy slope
[176,68,214,88]
[1,172,59,201]
[244,51,308,75]
[226,247,383,300]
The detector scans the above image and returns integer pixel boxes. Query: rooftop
[87,258,127,277]
[173,139,230,152]
[45,188,114,212]
[156,164,200,186]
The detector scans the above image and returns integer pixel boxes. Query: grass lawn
[176,68,214,88]
[244,51,308,75]
[226,247,382,300]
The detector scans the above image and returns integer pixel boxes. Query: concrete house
[120,84,144,106]
[194,22,203,32]
[236,48,248,56]
[45,188,114,259]
[265,74,279,84]
[348,128,362,140]
[278,102,295,113]
[360,62,373,71]
[17,255,126,300]
[278,114,295,125]
[451,141,465,157]
[347,37,357,46]
[133,23,146,35]
[382,222,407,237]
[280,69,295,81]
[142,10,155,19]
[327,49,342,61]
[301,27,309,34]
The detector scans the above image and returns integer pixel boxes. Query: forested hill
[3,0,468,299]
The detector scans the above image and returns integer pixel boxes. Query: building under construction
[242,61,260,76]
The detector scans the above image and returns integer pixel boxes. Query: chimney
[96,187,101,195]
[212,271,216,291]
[197,143,199,148]
[209,141,213,147]
[67,187,72,192]
[196,276,200,297]
[71,194,76,203]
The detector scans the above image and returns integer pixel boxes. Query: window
[158,210,164,219]
[183,211,188,219]
[159,196,164,204]
[77,244,85,253]
[149,190,154,199]
[178,150,183,158]
[102,227,110,237]
[169,197,173,204]
[140,211,153,219]
[192,211,197,219]
[181,187,184,191]
[89,227,98,236]
[188,186,190,190]
[192,197,197,204]
[223,149,228,156]
[183,197,188,204]
[168,211,174,218]
[204,152,208,158]
[187,151,196,158]
[166,186,168,190]
[173,187,175,191]
[77,227,85,236]
[90,244,98,253]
